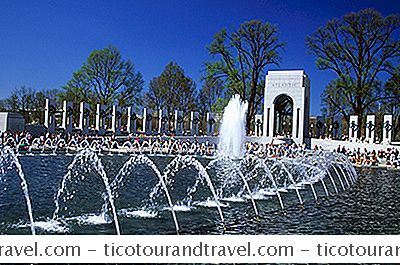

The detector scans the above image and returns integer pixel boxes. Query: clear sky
[0,0,398,114]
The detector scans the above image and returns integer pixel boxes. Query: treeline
[0,86,59,124]
[1,9,399,136]
[0,48,228,125]
[0,19,285,133]
[308,9,400,139]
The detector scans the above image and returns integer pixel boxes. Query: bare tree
[206,20,284,133]
[307,9,400,135]
[198,77,225,112]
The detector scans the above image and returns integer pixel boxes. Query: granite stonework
[383,114,393,144]
[263,70,310,144]
[0,112,25,133]
[365,115,376,143]
[348,115,358,141]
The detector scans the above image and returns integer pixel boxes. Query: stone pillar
[254,114,263,137]
[127,107,137,134]
[61,101,73,133]
[190,111,199,136]
[79,102,90,134]
[365,115,376,143]
[174,110,183,136]
[111,106,122,135]
[95,104,107,135]
[158,109,168,134]
[316,116,325,138]
[44,99,56,134]
[206,112,216,136]
[382,114,393,144]
[348,115,358,141]
[142,108,153,135]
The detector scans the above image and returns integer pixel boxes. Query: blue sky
[0,0,398,114]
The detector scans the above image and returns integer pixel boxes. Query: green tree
[61,45,144,112]
[211,97,229,113]
[206,20,284,133]
[145,62,197,113]
[307,9,400,135]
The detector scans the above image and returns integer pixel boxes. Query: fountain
[107,154,180,233]
[0,95,362,235]
[218,94,248,158]
[52,149,121,234]
[0,147,35,234]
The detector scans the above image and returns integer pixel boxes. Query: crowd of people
[245,142,308,158]
[0,130,218,156]
[334,145,400,168]
[1,129,399,168]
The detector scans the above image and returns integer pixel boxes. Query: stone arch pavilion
[263,70,310,144]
